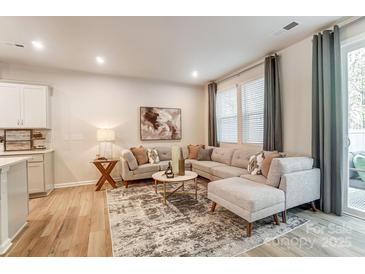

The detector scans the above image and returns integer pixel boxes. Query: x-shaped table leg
[94,161,118,191]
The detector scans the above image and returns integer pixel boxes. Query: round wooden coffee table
[152,171,198,205]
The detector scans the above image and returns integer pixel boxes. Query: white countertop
[0,149,54,156]
[0,156,31,169]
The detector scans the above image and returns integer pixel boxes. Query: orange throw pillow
[130,145,149,165]
[188,144,205,159]
[261,152,282,178]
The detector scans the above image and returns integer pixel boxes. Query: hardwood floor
[242,208,365,256]
[5,184,365,257]
[6,185,112,257]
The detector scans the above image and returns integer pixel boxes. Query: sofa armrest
[121,149,138,169]
[119,156,134,181]
[279,168,320,209]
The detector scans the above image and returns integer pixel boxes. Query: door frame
[341,34,365,220]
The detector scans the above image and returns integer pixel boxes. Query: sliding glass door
[343,35,365,219]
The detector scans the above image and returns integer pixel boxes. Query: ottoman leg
[273,214,280,225]
[281,210,287,223]
[246,223,253,237]
[210,202,217,212]
[310,201,318,212]
[124,181,129,188]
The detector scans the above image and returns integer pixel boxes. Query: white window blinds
[241,78,264,143]
[216,87,238,143]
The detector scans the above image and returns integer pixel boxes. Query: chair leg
[210,202,217,212]
[246,222,253,237]
[310,201,318,212]
[273,214,280,225]
[124,181,129,188]
[281,210,287,223]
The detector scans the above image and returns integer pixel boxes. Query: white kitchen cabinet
[26,151,54,197]
[0,83,22,128]
[0,157,29,255]
[22,85,49,128]
[0,82,51,129]
[0,150,55,198]
[27,162,45,193]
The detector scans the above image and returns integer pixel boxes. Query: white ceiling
[0,16,343,85]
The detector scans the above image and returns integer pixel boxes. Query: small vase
[178,148,185,176]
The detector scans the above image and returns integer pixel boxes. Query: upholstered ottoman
[207,177,285,237]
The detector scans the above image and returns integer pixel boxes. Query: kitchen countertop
[0,149,54,156]
[0,156,31,168]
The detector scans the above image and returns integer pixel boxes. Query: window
[241,78,264,143]
[216,87,237,143]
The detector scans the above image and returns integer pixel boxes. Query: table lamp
[96,128,115,160]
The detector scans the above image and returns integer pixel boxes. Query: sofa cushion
[133,163,159,175]
[241,174,267,184]
[130,146,149,165]
[267,157,314,188]
[155,146,171,161]
[208,177,285,212]
[122,150,139,171]
[192,161,225,173]
[197,148,213,161]
[211,166,248,179]
[211,148,235,165]
[231,149,260,169]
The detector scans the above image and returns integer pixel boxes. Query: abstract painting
[140,107,181,140]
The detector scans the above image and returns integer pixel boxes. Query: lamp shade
[97,129,115,142]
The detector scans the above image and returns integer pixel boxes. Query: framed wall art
[140,107,182,140]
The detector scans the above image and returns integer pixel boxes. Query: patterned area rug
[106,179,308,256]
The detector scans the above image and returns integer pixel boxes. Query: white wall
[0,63,205,186]
[280,37,313,155]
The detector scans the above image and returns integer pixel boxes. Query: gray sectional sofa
[120,146,320,209]
[120,146,193,188]
[120,145,320,236]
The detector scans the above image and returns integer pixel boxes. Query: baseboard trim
[11,222,28,241]
[54,177,122,189]
[0,239,12,255]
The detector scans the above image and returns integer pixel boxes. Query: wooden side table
[91,159,119,191]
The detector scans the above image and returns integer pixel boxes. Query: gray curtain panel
[208,82,218,147]
[312,25,344,216]
[264,54,283,152]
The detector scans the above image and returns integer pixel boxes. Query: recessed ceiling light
[31,40,44,50]
[96,56,105,64]
[192,71,198,78]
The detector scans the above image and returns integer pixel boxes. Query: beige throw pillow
[188,144,205,159]
[261,152,282,178]
[130,145,149,165]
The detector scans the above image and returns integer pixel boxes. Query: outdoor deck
[349,187,365,212]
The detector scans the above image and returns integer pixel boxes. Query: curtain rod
[215,60,265,84]
[214,16,363,85]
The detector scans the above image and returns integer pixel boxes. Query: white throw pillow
[147,148,160,164]
[247,151,265,175]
